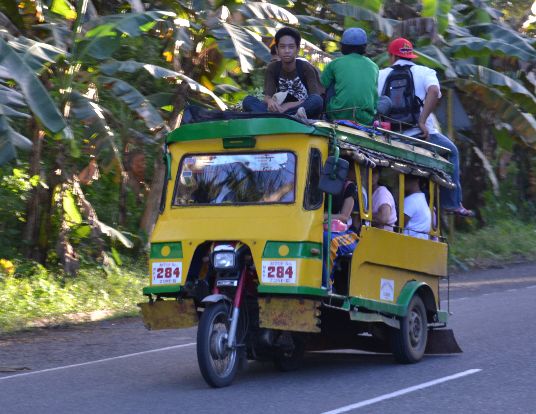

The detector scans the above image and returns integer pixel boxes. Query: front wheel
[197,302,239,387]
[391,295,428,364]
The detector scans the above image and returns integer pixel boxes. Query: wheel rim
[408,307,424,348]
[207,311,237,378]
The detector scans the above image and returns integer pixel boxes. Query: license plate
[261,260,297,284]
[151,261,182,285]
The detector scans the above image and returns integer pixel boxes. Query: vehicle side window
[304,148,322,210]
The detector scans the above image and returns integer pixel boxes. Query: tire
[273,335,305,372]
[391,294,428,364]
[196,302,239,387]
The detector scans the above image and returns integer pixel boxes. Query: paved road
[1,264,535,413]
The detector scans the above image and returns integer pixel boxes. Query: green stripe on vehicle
[349,297,406,316]
[143,285,181,295]
[150,242,183,259]
[258,285,327,296]
[262,241,323,260]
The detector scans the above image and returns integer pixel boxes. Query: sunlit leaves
[240,2,299,25]
[100,59,227,110]
[50,0,77,20]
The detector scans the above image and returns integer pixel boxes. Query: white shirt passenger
[404,192,431,239]
[377,59,441,135]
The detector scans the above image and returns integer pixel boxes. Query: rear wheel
[197,302,239,387]
[392,295,428,363]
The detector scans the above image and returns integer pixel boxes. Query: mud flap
[259,297,321,333]
[425,329,463,354]
[138,299,198,330]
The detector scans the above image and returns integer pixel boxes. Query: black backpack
[381,65,423,128]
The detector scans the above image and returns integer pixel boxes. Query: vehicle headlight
[213,252,235,269]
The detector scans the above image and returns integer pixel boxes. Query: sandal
[444,206,475,217]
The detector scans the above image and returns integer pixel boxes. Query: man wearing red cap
[378,38,474,217]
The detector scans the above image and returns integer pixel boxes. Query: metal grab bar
[375,127,452,155]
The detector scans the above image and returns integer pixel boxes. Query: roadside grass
[0,261,145,334]
[449,219,536,271]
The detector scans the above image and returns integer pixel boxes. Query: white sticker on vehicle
[151,261,182,285]
[261,260,297,284]
[380,278,395,302]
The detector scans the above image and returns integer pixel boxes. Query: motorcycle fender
[201,293,232,304]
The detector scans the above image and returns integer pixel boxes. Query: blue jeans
[428,133,461,209]
[242,94,323,118]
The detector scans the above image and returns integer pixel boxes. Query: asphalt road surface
[1,263,535,414]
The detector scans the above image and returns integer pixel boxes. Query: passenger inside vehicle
[403,175,431,239]
[371,168,397,231]
[322,160,360,290]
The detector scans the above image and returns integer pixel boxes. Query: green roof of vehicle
[166,117,453,174]
[166,117,328,143]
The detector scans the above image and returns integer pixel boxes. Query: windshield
[173,152,296,206]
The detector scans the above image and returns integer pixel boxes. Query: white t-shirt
[377,60,441,135]
[404,192,431,239]
[372,186,397,231]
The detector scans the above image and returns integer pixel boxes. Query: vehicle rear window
[173,152,296,206]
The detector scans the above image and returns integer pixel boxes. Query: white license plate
[261,260,297,284]
[151,261,182,285]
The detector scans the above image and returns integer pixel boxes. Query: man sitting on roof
[378,38,474,217]
[242,27,324,120]
[320,27,379,125]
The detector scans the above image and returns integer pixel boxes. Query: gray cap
[341,28,367,46]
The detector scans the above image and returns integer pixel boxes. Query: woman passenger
[322,161,360,290]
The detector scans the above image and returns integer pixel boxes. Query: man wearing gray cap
[321,27,378,124]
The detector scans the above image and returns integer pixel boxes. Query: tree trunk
[22,128,45,262]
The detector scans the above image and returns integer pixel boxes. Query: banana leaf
[328,3,396,37]
[8,36,66,73]
[239,2,299,25]
[0,107,32,164]
[454,63,536,114]
[453,79,536,147]
[100,59,227,110]
[0,38,67,134]
[468,23,536,51]
[448,37,535,63]
[50,0,77,20]
[348,0,382,13]
[422,0,451,34]
[99,76,165,131]
[472,146,499,196]
[416,45,457,78]
[78,11,175,59]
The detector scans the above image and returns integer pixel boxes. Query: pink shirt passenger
[372,186,397,231]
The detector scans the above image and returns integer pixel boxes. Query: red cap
[388,38,418,59]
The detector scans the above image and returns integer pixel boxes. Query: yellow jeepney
[139,114,461,387]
